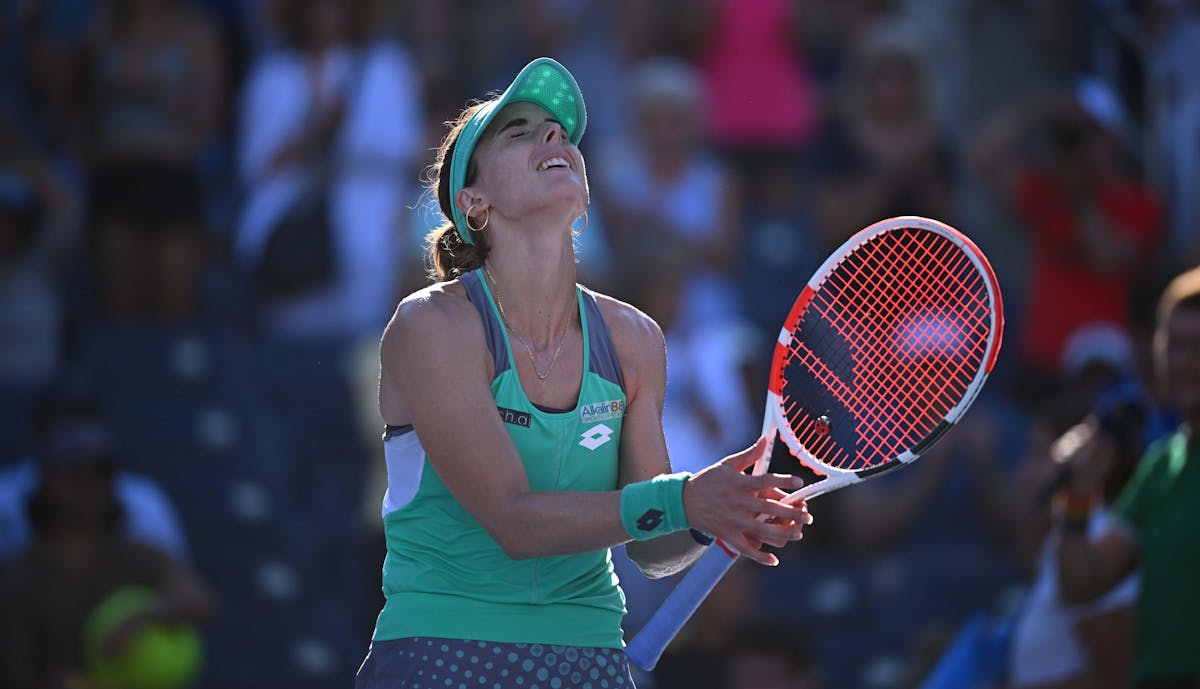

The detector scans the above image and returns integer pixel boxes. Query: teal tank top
[373,270,629,648]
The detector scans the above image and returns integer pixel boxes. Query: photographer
[1055,266,1200,689]
[1005,383,1150,689]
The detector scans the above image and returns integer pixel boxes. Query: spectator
[1145,0,1200,271]
[83,0,223,323]
[620,252,757,472]
[1058,322,1139,405]
[595,57,742,326]
[1056,266,1200,688]
[686,0,820,191]
[814,24,957,247]
[971,79,1162,402]
[0,388,190,563]
[1004,385,1149,689]
[0,114,78,392]
[0,397,216,689]
[735,154,823,349]
[235,0,422,340]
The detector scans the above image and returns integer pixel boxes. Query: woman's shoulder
[390,278,475,330]
[383,278,480,356]
[589,291,664,352]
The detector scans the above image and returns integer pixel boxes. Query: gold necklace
[483,265,573,381]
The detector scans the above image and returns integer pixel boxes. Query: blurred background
[0,0,1197,688]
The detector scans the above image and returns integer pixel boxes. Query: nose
[542,121,565,144]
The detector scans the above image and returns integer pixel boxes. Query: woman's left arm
[610,301,709,578]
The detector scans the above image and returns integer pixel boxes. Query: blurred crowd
[1,0,1198,688]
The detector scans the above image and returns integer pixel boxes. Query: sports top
[372,269,629,649]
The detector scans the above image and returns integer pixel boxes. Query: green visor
[449,57,587,245]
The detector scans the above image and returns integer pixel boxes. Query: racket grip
[624,545,739,671]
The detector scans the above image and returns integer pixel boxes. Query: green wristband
[620,472,691,540]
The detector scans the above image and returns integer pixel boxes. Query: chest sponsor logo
[497,406,531,428]
[579,423,614,451]
[580,399,625,425]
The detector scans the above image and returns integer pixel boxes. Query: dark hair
[423,100,497,282]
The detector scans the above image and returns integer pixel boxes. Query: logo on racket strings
[579,424,614,451]
[815,414,832,436]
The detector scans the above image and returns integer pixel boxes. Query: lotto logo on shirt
[580,399,624,424]
[579,424,614,451]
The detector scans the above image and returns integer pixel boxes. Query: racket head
[766,215,1004,480]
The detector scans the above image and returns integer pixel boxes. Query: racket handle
[624,545,739,670]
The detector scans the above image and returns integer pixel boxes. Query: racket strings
[839,230,989,458]
[842,235,988,461]
[846,236,986,421]
[779,228,992,471]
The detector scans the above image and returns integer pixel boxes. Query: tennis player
[356,58,811,689]
[1056,265,1200,689]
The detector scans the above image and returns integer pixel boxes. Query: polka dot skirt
[356,637,636,689]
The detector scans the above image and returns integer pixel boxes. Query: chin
[545,180,589,214]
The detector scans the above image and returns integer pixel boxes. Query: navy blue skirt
[356,637,636,689]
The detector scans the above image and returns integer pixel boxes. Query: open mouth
[537,156,571,171]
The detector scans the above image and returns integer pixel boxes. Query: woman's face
[466,102,589,226]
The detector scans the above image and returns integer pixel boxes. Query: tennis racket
[625,215,1004,670]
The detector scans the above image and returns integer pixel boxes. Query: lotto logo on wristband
[636,509,665,531]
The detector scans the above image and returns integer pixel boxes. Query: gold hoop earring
[573,210,589,237]
[465,204,490,233]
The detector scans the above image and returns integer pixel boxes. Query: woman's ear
[455,188,488,218]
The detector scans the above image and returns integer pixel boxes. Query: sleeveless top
[372,270,629,648]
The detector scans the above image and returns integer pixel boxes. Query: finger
[726,534,777,566]
[722,436,769,474]
[760,533,790,549]
[732,511,804,543]
[756,486,792,501]
[752,498,811,524]
[746,519,806,544]
[747,472,805,493]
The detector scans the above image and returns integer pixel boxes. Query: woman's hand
[683,437,813,565]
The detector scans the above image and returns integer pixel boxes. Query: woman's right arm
[379,289,805,561]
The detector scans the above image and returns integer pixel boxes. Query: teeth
[538,157,570,171]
